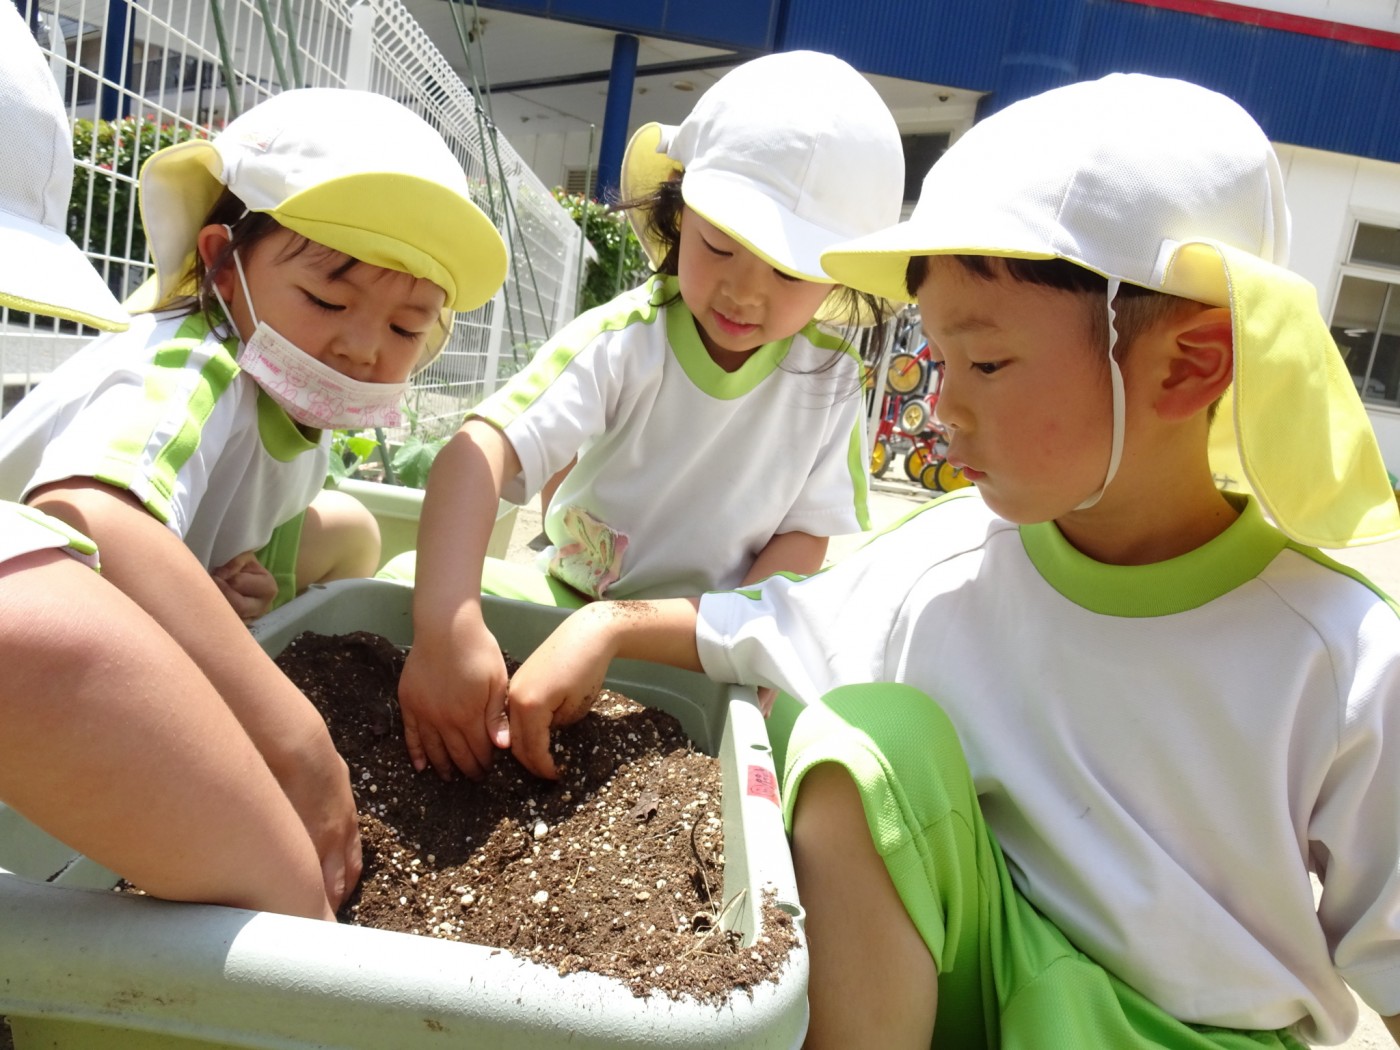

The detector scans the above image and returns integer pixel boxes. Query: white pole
[344,0,376,90]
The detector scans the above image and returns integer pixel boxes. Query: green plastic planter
[0,580,807,1049]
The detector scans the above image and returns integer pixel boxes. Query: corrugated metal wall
[479,0,1400,165]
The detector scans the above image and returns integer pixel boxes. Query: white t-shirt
[0,311,329,569]
[473,275,871,598]
[696,490,1400,1043]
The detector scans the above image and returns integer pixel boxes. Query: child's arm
[26,479,362,909]
[740,530,827,713]
[742,529,828,584]
[505,597,702,779]
[0,547,334,919]
[398,419,521,780]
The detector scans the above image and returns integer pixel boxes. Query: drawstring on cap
[1076,278,1126,510]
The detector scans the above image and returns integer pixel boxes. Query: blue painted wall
[480,0,1400,164]
[480,0,780,50]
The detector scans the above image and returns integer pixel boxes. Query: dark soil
[274,630,799,1002]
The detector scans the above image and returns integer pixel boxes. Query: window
[900,133,949,205]
[564,168,597,199]
[1331,222,1400,407]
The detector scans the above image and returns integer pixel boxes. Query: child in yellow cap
[500,74,1400,1047]
[0,86,508,909]
[0,5,333,920]
[397,49,905,781]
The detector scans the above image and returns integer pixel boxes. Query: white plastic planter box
[0,579,808,1049]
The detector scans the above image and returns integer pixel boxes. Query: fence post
[345,0,376,90]
[99,0,132,120]
[554,225,582,333]
[482,286,507,398]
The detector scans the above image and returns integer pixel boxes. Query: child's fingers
[508,691,560,780]
[485,685,511,749]
[440,723,494,782]
[401,707,438,775]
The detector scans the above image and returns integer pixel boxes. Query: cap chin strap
[209,227,260,335]
[1075,277,1126,511]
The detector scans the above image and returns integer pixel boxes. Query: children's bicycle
[873,356,973,494]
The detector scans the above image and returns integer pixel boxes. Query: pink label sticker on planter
[746,765,779,805]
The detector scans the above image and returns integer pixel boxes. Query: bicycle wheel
[899,398,928,436]
[871,438,891,478]
[936,459,973,491]
[886,353,926,395]
[919,460,944,492]
[904,445,930,482]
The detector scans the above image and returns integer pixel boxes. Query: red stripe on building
[1117,0,1400,51]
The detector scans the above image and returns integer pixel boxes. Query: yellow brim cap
[138,89,512,367]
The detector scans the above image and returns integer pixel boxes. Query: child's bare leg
[792,762,937,1050]
[297,488,381,589]
[0,550,333,920]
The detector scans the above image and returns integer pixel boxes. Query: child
[503,75,1400,1047]
[0,87,509,907]
[398,49,905,780]
[0,6,330,920]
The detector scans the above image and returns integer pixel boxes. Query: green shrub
[68,116,208,293]
[551,189,650,314]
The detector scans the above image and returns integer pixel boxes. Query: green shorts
[254,510,306,611]
[375,552,589,609]
[771,684,1308,1050]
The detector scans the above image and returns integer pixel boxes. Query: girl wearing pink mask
[0,87,507,908]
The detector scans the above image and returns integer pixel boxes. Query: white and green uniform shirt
[0,311,328,569]
[474,275,870,599]
[0,501,99,571]
[696,490,1400,1043]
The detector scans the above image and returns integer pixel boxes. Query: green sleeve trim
[1285,541,1400,615]
[846,412,871,531]
[94,314,240,523]
[474,276,669,429]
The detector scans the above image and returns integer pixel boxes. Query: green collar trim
[662,276,793,399]
[256,389,322,460]
[1019,495,1286,617]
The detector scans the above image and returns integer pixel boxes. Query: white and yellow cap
[823,72,1399,548]
[0,3,128,331]
[621,50,903,323]
[137,87,508,363]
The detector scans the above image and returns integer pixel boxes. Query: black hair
[905,253,1192,365]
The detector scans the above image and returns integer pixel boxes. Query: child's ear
[194,224,235,301]
[1156,306,1233,421]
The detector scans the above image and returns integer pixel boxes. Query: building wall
[1276,143,1400,469]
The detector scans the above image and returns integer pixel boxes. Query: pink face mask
[215,246,409,430]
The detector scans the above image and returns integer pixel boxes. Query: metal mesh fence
[2,0,582,443]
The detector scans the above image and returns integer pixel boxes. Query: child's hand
[269,719,364,910]
[211,551,278,623]
[398,613,510,780]
[506,605,618,779]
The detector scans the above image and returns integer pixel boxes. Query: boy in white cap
[0,3,332,920]
[398,50,904,781]
[501,74,1400,1047]
[0,85,508,908]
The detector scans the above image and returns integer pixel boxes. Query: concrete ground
[503,477,1395,1048]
